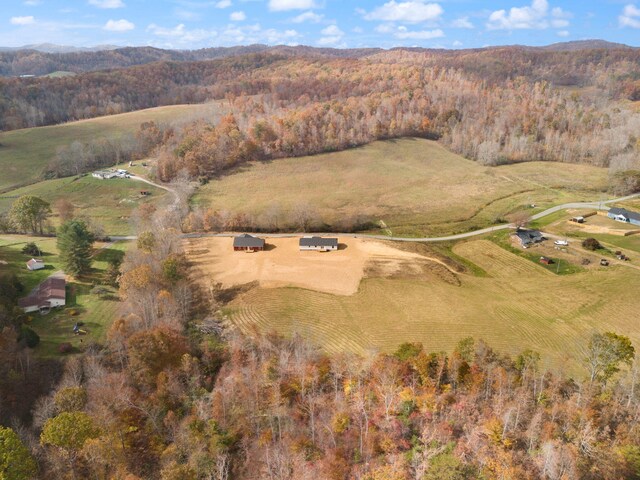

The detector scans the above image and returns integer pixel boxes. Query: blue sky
[2,0,639,49]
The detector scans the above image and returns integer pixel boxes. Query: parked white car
[554,240,569,246]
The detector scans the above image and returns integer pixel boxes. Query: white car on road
[554,240,569,246]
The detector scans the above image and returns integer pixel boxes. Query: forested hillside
[2,46,640,183]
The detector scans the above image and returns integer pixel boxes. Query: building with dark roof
[18,277,66,313]
[514,229,544,247]
[299,236,338,251]
[233,234,265,251]
[608,207,640,226]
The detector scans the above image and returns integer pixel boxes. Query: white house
[18,277,66,313]
[26,258,45,271]
[299,236,339,252]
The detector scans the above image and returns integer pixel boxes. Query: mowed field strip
[0,101,227,193]
[187,236,640,368]
[194,138,610,236]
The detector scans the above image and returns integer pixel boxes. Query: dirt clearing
[184,236,440,295]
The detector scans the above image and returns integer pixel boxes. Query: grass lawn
[0,101,226,193]
[1,234,129,358]
[0,176,167,235]
[222,238,640,373]
[0,234,62,292]
[25,241,130,358]
[489,230,585,275]
[193,138,610,237]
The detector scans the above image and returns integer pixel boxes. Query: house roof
[18,277,65,308]
[515,229,543,242]
[299,237,338,247]
[609,207,640,222]
[26,258,44,267]
[233,234,265,248]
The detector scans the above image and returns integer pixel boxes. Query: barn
[299,236,339,252]
[233,234,265,252]
[18,277,66,313]
[607,207,640,226]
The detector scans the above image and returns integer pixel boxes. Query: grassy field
[1,234,129,357]
[0,101,226,193]
[0,175,167,235]
[194,138,610,237]
[220,237,640,372]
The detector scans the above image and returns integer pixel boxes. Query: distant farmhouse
[514,229,544,248]
[92,169,130,180]
[26,258,45,271]
[233,234,265,252]
[299,236,338,252]
[608,207,640,226]
[18,277,66,314]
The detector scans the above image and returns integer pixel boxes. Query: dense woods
[2,221,640,478]
[3,47,639,189]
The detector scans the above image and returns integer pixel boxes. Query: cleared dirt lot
[183,236,433,296]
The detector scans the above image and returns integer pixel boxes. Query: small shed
[539,256,553,265]
[26,258,45,271]
[570,216,585,223]
[233,234,265,252]
[299,237,339,252]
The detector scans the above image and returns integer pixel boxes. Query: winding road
[110,178,640,243]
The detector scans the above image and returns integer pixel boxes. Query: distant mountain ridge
[0,43,120,53]
[0,40,636,77]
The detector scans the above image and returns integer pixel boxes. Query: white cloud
[291,11,324,23]
[363,1,443,24]
[318,24,344,45]
[104,19,134,31]
[10,16,35,25]
[88,0,125,8]
[619,4,640,28]
[269,0,317,12]
[452,16,473,29]
[486,0,571,30]
[557,30,569,37]
[230,11,246,21]
[23,0,42,5]
[352,26,364,33]
[394,27,444,39]
[452,40,463,47]
[146,22,300,47]
[215,0,232,8]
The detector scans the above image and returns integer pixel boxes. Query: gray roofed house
[514,229,544,247]
[608,207,640,226]
[299,236,338,251]
[18,277,66,313]
[233,234,265,251]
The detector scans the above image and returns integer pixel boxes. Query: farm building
[514,229,544,247]
[18,277,66,313]
[26,258,45,271]
[608,207,640,226]
[233,234,265,252]
[92,170,117,180]
[299,236,339,252]
[539,256,553,265]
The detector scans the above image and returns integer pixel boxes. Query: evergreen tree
[57,220,94,278]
